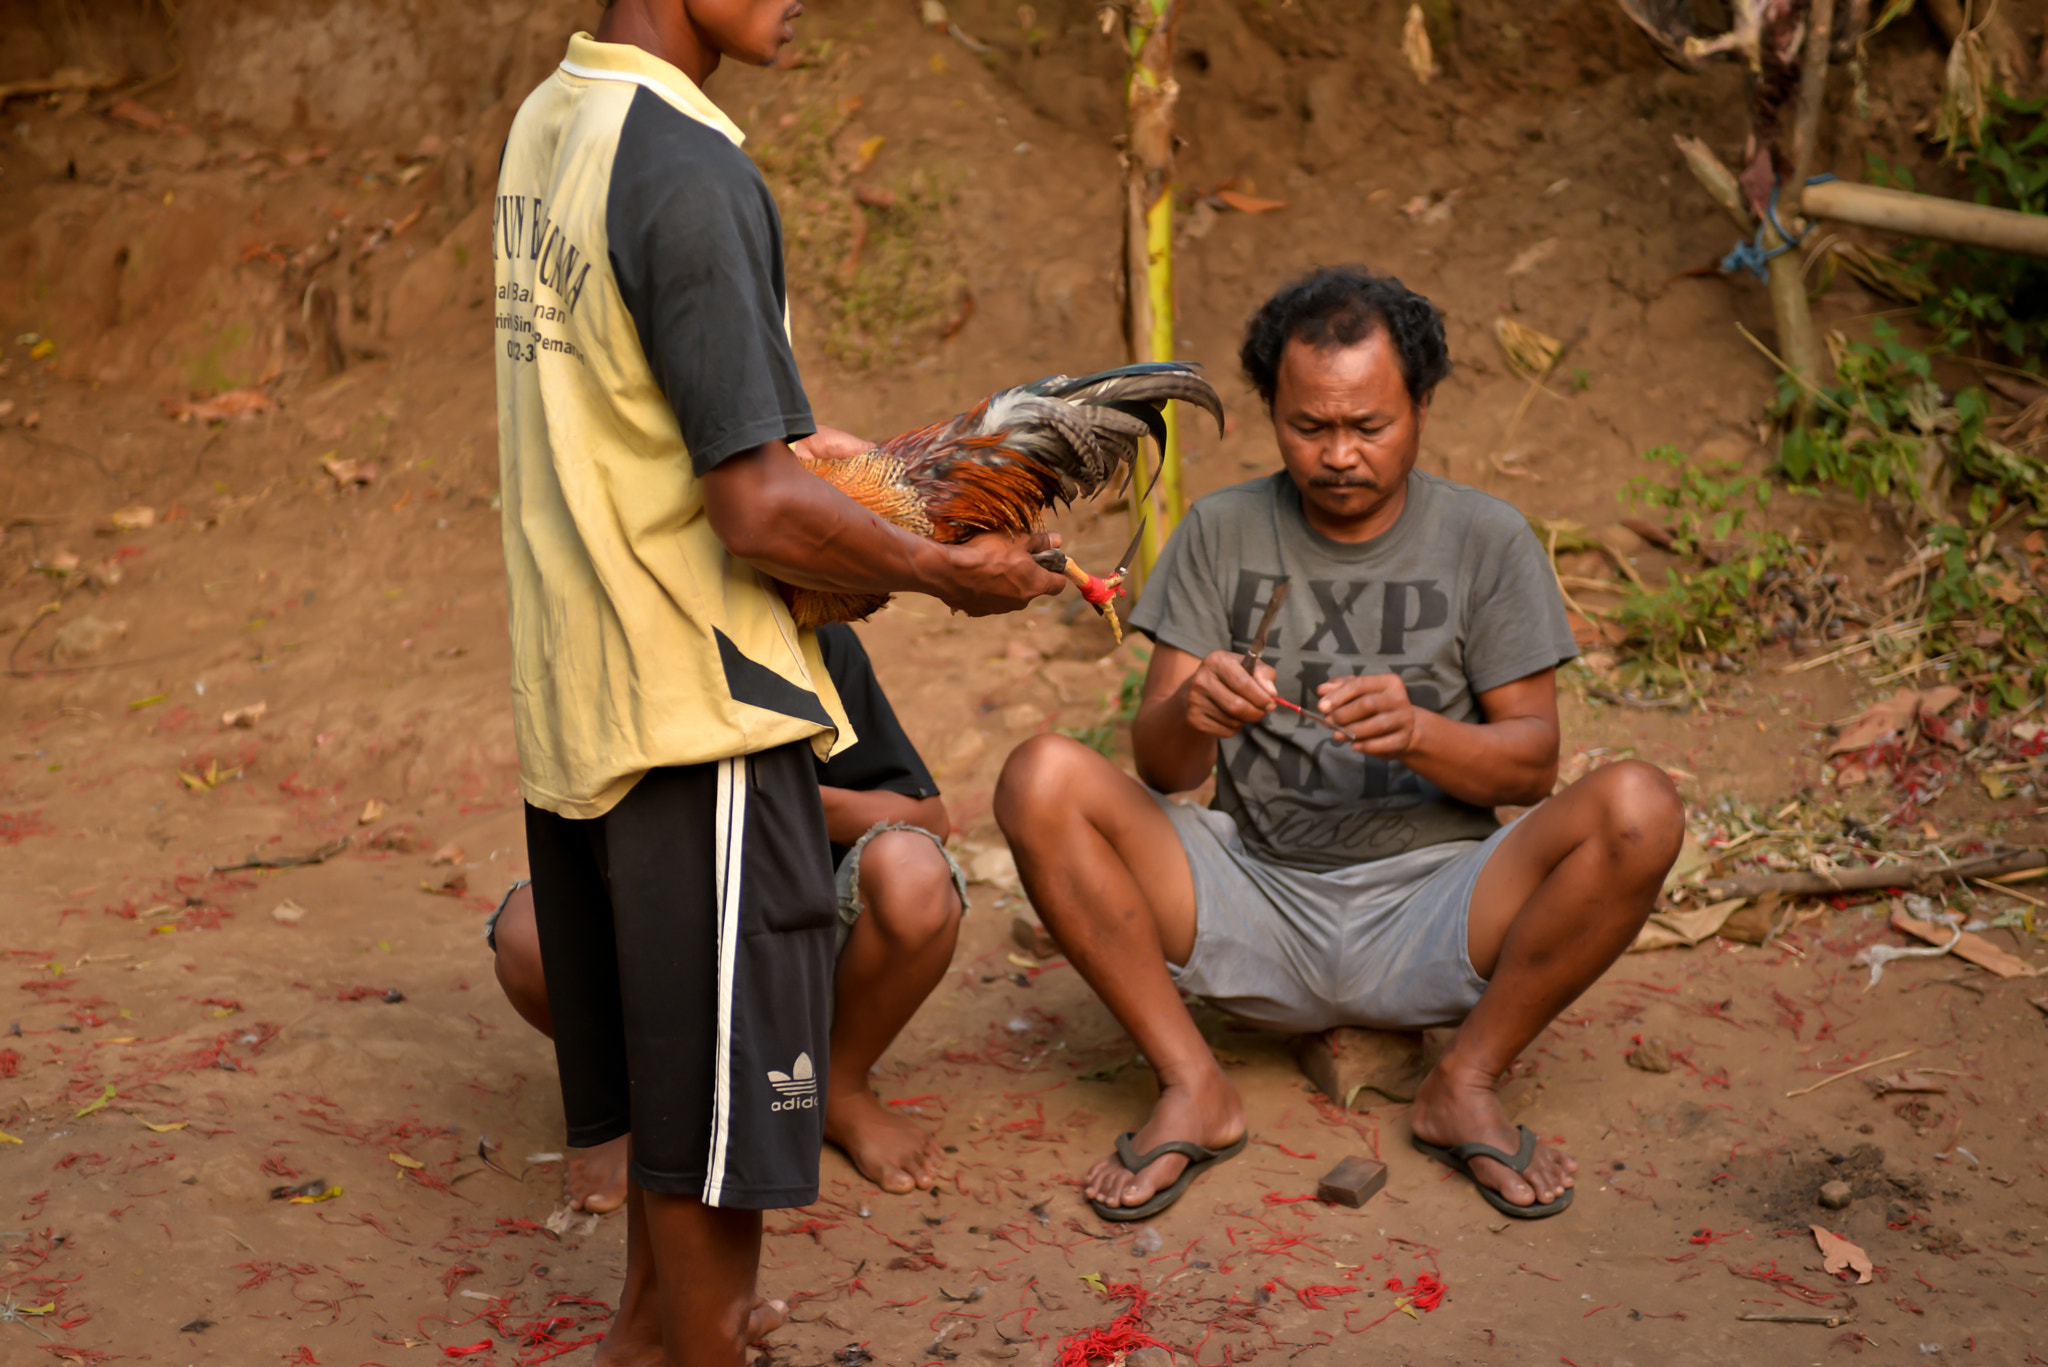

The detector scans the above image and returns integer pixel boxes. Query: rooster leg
[1060,559,1128,644]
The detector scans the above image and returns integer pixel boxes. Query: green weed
[1868,90,2048,369]
[1606,447,1814,688]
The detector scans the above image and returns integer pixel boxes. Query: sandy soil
[2,1,2046,1363]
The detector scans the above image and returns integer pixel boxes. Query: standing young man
[493,1,1062,1362]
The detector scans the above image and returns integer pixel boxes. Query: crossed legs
[995,735,1682,1212]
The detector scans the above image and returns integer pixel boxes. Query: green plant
[1775,321,1946,519]
[1768,320,2048,702]
[1608,447,1812,688]
[1868,91,2048,368]
[1775,322,2048,529]
[1910,521,2048,708]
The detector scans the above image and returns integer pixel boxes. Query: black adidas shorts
[523,743,837,1209]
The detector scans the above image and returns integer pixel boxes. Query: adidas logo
[767,1053,818,1111]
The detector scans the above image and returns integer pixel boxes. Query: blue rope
[1721,174,1840,279]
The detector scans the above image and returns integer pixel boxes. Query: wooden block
[1291,1026,1426,1107]
[1316,1155,1388,1208]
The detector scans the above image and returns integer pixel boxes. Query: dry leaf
[1214,189,1287,214]
[429,843,465,867]
[109,504,157,530]
[1828,687,1962,757]
[854,135,885,171]
[1494,317,1562,378]
[388,1152,425,1170]
[359,799,387,825]
[1811,1225,1873,1284]
[1629,897,1747,953]
[1398,190,1458,225]
[142,1120,188,1132]
[1660,831,1710,894]
[221,701,268,728]
[321,455,377,488]
[1400,3,1437,84]
[271,900,307,925]
[1892,905,2040,978]
[1506,237,1561,277]
[161,389,274,424]
[177,758,240,791]
[108,97,165,131]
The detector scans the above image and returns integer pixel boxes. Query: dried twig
[1785,1048,1917,1098]
[1697,848,2045,901]
[211,837,351,874]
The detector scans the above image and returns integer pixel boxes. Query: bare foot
[1083,1064,1244,1211]
[592,1307,661,1367]
[1408,1059,1576,1208]
[824,1085,942,1194]
[747,1295,788,1342]
[566,1136,628,1214]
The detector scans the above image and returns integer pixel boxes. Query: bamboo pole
[1803,179,2048,259]
[1118,0,1185,583]
[1672,133,1822,423]
[1776,0,1837,405]
[1781,0,1834,224]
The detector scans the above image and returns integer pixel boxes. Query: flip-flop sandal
[1087,1131,1249,1223]
[1411,1125,1573,1220]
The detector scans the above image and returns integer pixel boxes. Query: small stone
[1819,1179,1853,1210]
[1125,1349,1175,1367]
[1626,1037,1674,1073]
[1010,916,1057,958]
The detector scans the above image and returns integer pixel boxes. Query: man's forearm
[1131,686,1220,795]
[1395,711,1557,808]
[819,787,949,847]
[709,444,951,596]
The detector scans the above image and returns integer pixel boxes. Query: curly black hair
[1238,266,1451,410]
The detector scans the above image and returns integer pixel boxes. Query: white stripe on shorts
[702,755,747,1206]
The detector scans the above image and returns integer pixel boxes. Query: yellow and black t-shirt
[494,32,852,820]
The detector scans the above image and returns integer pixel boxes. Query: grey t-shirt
[1128,470,1578,872]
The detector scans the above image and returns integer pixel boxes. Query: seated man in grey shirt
[996,267,1683,1222]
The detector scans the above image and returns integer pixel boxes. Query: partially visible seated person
[491,623,970,1210]
[996,266,1684,1221]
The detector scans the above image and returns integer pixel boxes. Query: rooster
[783,362,1223,640]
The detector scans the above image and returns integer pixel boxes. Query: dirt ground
[3,0,2047,1363]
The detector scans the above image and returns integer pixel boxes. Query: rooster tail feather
[1096,398,1169,454]
[1032,362,1226,435]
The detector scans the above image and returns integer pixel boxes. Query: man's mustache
[1309,475,1379,489]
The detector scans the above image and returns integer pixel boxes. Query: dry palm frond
[1823,240,1935,304]
[1400,4,1437,85]
[1933,7,1994,153]
[1493,317,1563,380]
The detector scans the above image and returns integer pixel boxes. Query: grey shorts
[1154,796,1515,1033]
[832,822,970,952]
[490,823,970,957]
